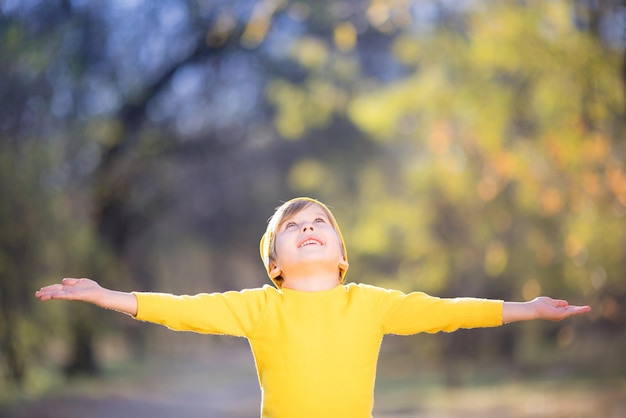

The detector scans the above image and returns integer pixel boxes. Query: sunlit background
[1,0,625,416]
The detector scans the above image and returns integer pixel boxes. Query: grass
[374,371,626,417]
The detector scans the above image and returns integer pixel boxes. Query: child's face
[271,204,346,279]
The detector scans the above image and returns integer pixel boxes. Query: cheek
[331,232,344,254]
[273,235,290,259]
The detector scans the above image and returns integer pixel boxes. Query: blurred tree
[271,0,626,377]
[0,0,624,390]
[0,141,52,385]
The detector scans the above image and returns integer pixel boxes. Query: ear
[269,265,282,280]
[338,257,349,272]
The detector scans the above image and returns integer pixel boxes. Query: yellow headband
[259,197,348,287]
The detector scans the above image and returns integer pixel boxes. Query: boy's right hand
[35,278,138,316]
[35,278,104,305]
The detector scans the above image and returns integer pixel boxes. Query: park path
[0,345,423,418]
[0,345,261,418]
[1,343,624,418]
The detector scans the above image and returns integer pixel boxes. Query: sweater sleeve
[366,285,503,335]
[132,286,270,337]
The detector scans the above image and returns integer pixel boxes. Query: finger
[37,283,63,292]
[35,289,60,301]
[62,277,81,285]
[553,299,569,308]
[570,305,591,314]
[35,284,75,300]
[557,305,591,319]
[40,289,74,301]
[35,284,63,296]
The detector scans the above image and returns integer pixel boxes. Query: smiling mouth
[298,239,323,248]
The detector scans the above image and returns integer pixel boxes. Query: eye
[314,217,326,223]
[284,221,297,229]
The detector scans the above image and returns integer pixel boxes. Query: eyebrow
[312,211,330,219]
[281,211,330,227]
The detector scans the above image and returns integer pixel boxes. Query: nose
[301,222,314,232]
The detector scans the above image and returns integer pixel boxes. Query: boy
[36,197,590,418]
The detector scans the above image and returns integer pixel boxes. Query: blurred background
[0,0,625,416]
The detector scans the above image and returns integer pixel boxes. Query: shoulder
[343,282,405,304]
[235,284,278,301]
[344,282,401,295]
[344,282,438,307]
[239,284,276,294]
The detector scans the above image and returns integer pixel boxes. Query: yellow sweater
[134,283,503,418]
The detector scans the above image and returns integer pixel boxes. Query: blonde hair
[259,197,348,287]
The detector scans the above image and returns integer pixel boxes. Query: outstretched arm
[35,278,138,316]
[503,296,590,323]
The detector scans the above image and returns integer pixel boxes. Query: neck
[281,268,341,292]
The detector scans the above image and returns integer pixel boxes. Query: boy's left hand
[503,297,591,323]
[530,296,591,321]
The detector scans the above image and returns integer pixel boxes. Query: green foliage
[1,0,624,393]
[275,0,626,370]
[280,2,625,305]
